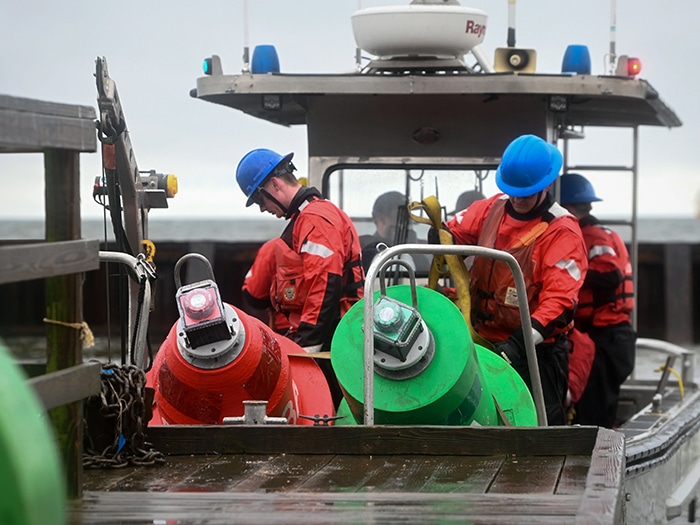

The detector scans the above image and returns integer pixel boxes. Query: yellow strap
[408,196,493,350]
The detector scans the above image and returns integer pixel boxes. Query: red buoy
[146,260,333,426]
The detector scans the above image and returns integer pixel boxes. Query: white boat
[2,2,697,524]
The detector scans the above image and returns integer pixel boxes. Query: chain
[83,363,165,468]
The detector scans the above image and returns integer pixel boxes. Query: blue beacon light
[251,45,280,74]
[561,44,592,75]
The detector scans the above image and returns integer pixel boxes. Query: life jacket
[469,196,582,343]
[276,187,364,346]
[470,197,548,342]
[272,239,308,311]
[576,220,634,326]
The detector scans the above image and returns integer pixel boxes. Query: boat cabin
[194,4,680,252]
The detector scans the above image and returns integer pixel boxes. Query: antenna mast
[507,0,516,47]
[609,0,617,74]
[242,0,250,72]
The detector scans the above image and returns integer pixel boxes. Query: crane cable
[407,195,494,350]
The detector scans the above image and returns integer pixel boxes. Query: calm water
[2,217,700,243]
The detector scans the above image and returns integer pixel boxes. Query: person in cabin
[559,173,636,428]
[240,237,291,334]
[235,148,365,407]
[360,191,430,274]
[438,134,588,425]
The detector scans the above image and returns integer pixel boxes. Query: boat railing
[633,338,696,387]
[363,243,547,426]
[98,250,157,370]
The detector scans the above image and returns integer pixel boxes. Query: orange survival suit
[272,186,364,352]
[445,193,588,425]
[573,215,636,428]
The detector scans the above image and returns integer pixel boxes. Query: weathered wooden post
[44,147,85,498]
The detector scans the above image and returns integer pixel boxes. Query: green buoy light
[332,284,536,427]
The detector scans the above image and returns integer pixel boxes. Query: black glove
[494,327,527,366]
[427,226,441,245]
[427,224,453,245]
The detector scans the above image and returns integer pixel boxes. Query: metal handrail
[362,243,548,426]
[99,251,155,369]
[635,338,696,386]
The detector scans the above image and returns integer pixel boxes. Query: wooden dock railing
[0,93,100,498]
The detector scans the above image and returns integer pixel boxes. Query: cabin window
[324,166,496,238]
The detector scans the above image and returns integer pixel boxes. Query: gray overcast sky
[1,0,698,219]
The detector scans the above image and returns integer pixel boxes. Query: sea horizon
[2,216,700,244]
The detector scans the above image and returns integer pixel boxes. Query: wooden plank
[83,453,506,496]
[146,425,600,457]
[0,239,100,284]
[0,94,96,119]
[83,456,220,492]
[423,455,505,494]
[489,455,564,494]
[230,454,335,492]
[82,465,147,493]
[28,361,101,410]
[300,455,504,494]
[0,95,96,153]
[575,428,624,525]
[291,454,400,493]
[556,455,590,495]
[67,491,585,525]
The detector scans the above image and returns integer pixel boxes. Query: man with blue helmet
[560,173,635,428]
[236,148,364,407]
[444,134,588,425]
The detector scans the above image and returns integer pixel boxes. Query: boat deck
[67,426,623,524]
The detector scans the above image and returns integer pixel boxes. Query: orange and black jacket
[575,215,634,327]
[445,193,588,343]
[274,187,364,350]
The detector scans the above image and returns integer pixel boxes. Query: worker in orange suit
[236,148,365,407]
[559,173,636,428]
[241,237,291,334]
[441,135,588,425]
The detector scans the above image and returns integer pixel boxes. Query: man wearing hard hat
[443,134,588,425]
[559,173,636,428]
[236,148,365,407]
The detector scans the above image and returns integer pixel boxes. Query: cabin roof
[194,72,682,130]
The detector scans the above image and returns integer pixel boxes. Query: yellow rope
[654,364,685,400]
[42,318,95,348]
[407,196,494,350]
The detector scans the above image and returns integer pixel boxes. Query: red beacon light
[175,280,231,349]
[615,55,642,77]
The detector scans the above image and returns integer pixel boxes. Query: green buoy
[0,340,65,525]
[332,285,536,426]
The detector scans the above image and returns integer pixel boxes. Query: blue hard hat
[236,148,294,206]
[559,173,602,205]
[495,135,563,197]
